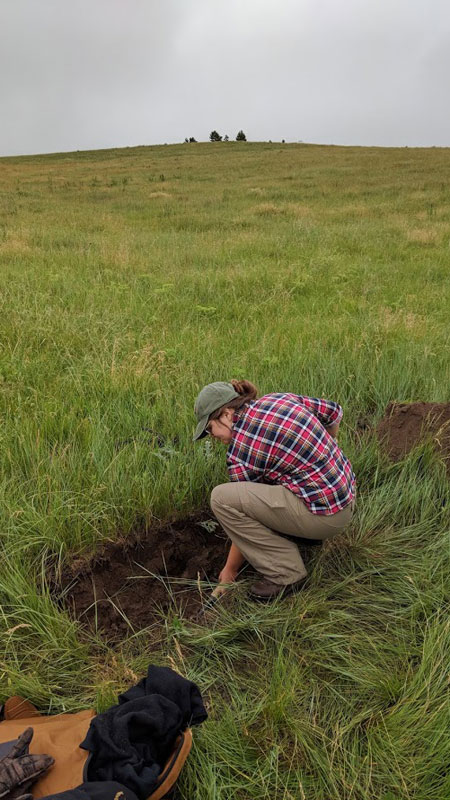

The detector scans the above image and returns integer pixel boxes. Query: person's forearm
[224,543,245,574]
[212,544,246,598]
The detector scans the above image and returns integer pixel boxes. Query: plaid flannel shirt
[226,393,355,515]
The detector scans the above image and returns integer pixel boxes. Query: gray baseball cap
[193,381,240,441]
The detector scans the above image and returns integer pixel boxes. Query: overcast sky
[1,0,449,157]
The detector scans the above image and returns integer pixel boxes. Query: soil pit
[58,514,320,638]
[377,402,450,473]
[59,515,230,638]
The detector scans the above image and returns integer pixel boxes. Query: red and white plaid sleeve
[296,395,343,427]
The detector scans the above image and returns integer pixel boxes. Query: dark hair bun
[230,379,258,400]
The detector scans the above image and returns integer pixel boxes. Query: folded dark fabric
[41,781,139,800]
[80,666,207,799]
[80,697,180,798]
[118,666,207,727]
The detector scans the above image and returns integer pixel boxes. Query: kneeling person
[193,379,356,600]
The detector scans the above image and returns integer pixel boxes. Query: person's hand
[211,567,238,598]
[218,566,238,585]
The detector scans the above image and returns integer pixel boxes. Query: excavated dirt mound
[377,402,450,473]
[58,514,230,638]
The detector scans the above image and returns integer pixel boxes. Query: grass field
[0,141,449,799]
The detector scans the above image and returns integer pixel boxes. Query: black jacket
[79,666,207,799]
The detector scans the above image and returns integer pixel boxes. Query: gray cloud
[1,0,449,156]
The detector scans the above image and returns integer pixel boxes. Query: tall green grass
[0,142,449,798]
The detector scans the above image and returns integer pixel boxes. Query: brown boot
[249,576,306,601]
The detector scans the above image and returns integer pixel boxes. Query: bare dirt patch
[377,402,450,473]
[57,513,322,638]
[58,514,229,638]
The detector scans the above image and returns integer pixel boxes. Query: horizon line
[2,139,449,161]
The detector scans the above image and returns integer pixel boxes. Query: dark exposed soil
[58,513,321,638]
[377,402,450,473]
[59,514,230,638]
[59,401,450,639]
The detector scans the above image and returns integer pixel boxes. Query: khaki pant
[210,482,354,585]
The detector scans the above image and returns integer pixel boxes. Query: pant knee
[210,482,240,514]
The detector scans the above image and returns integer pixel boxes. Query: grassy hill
[0,142,449,799]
